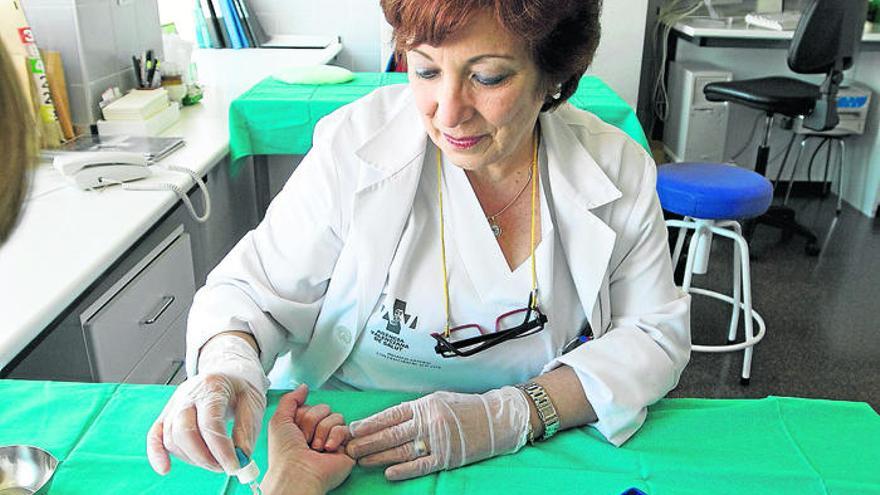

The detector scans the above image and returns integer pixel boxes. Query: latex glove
[261,385,355,495]
[146,334,269,475]
[346,387,530,481]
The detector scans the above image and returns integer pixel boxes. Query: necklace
[484,161,534,238]
[475,136,539,238]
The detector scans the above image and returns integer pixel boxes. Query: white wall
[588,0,649,109]
[157,0,195,42]
[246,1,649,107]
[165,2,649,106]
[24,0,163,126]
[376,2,649,109]
[248,0,384,71]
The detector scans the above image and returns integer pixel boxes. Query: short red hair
[380,0,603,111]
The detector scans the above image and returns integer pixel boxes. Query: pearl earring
[551,83,562,100]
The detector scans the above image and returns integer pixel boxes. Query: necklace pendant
[490,221,502,238]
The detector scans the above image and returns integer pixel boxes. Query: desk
[2,379,879,494]
[229,74,649,216]
[671,18,880,49]
[665,19,880,217]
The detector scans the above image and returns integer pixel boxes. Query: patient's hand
[291,385,351,452]
[261,385,354,495]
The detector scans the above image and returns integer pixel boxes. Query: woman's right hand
[146,334,270,475]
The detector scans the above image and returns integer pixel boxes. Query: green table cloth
[228,73,649,169]
[2,380,879,494]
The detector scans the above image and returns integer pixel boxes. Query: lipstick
[444,133,484,150]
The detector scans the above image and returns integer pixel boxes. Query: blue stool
[657,163,773,385]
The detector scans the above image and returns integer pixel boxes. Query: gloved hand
[146,334,270,475]
[345,386,531,481]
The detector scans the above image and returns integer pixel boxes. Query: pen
[146,52,156,89]
[132,55,143,88]
[140,50,147,88]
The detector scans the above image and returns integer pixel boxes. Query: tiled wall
[247,0,385,71]
[23,0,162,128]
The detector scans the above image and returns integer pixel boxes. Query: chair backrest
[788,0,868,74]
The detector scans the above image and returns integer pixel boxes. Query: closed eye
[415,69,439,80]
[473,73,508,86]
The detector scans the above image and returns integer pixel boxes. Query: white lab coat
[185,84,691,446]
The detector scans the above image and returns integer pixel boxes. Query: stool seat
[657,163,773,220]
[704,77,820,117]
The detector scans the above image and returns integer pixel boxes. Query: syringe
[234,447,262,495]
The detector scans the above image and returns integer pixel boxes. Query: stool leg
[821,139,847,254]
[836,140,846,215]
[733,230,756,386]
[822,137,833,197]
[784,137,810,207]
[671,217,691,271]
[682,221,708,292]
[773,133,799,191]
[727,222,743,344]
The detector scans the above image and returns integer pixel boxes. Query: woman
[147,0,690,484]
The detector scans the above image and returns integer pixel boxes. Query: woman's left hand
[345,386,531,481]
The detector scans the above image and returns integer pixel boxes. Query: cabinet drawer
[125,311,186,385]
[168,360,187,385]
[82,229,195,382]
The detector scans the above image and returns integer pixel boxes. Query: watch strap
[516,381,560,441]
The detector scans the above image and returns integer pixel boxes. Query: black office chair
[703,0,868,255]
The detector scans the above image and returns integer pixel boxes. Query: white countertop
[0,43,343,371]
[674,19,880,42]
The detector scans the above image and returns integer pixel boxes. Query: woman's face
[406,10,546,174]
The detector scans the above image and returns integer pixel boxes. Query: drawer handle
[141,296,176,325]
[163,360,185,385]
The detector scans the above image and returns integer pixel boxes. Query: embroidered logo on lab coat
[380,299,418,334]
[363,297,441,370]
[368,298,420,352]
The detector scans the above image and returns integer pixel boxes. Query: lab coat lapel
[346,96,625,346]
[352,95,427,342]
[541,110,622,334]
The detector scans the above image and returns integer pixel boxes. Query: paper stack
[745,11,802,31]
[98,88,180,136]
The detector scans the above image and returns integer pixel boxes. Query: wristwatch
[516,382,560,442]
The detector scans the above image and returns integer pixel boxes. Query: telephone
[53,151,152,190]
[52,150,212,223]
